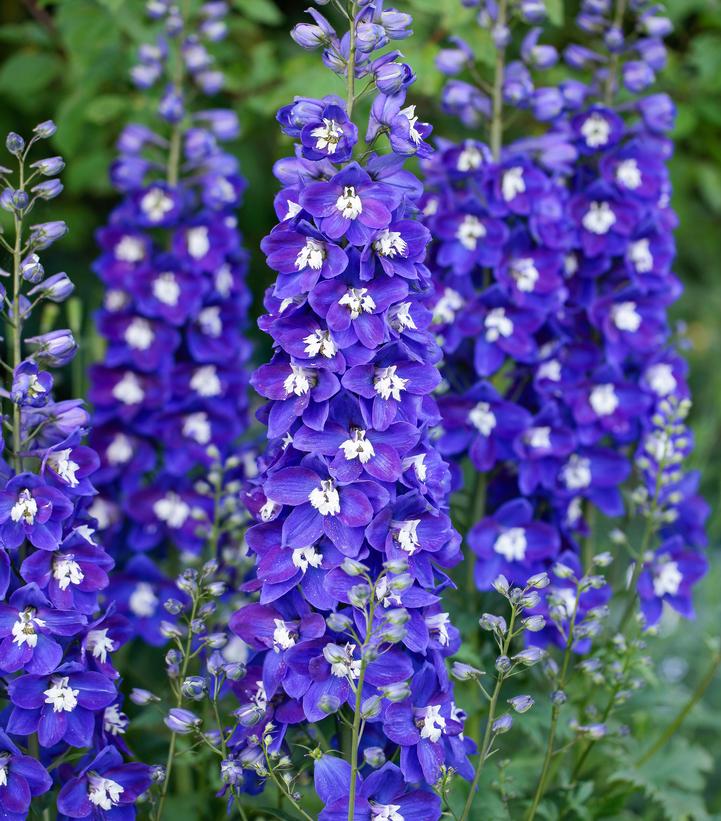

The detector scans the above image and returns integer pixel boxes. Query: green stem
[348,591,375,821]
[460,606,517,821]
[603,0,628,105]
[155,596,199,821]
[345,1,357,119]
[490,0,508,160]
[637,649,721,766]
[526,585,581,821]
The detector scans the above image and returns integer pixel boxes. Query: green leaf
[234,0,283,25]
[84,94,129,124]
[546,0,564,26]
[0,52,61,99]
[253,808,307,821]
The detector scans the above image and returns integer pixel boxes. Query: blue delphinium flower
[229,3,472,815]
[424,0,707,640]
[87,0,253,643]
[0,125,150,816]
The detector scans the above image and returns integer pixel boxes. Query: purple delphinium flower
[87,0,252,643]
[421,0,707,646]
[230,2,470,810]
[0,123,143,815]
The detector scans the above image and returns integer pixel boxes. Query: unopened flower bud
[319,694,341,715]
[380,681,411,703]
[364,746,386,768]
[361,695,382,719]
[492,713,513,734]
[451,662,482,681]
[33,120,56,138]
[508,694,534,714]
[165,708,201,734]
[130,688,160,705]
[512,647,545,666]
[495,655,512,674]
[181,676,208,701]
[6,132,25,156]
[342,558,368,577]
[20,254,44,283]
[526,572,550,589]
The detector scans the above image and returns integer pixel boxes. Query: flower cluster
[0,126,151,818]
[87,0,252,643]
[229,2,472,814]
[424,0,707,638]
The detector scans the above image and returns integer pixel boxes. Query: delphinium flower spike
[0,126,151,817]
[228,2,472,818]
[87,0,252,645]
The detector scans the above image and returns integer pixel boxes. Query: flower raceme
[230,2,472,815]
[0,125,151,817]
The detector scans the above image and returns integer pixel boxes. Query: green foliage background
[0,0,720,817]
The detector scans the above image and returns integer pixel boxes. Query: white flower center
[629,238,653,273]
[646,363,676,397]
[112,372,144,405]
[283,364,314,396]
[582,201,616,235]
[403,453,427,481]
[374,365,408,401]
[183,412,212,444]
[426,612,450,646]
[456,214,486,250]
[129,582,158,617]
[88,774,124,811]
[12,607,46,648]
[339,287,375,319]
[494,527,527,561]
[11,489,37,524]
[401,104,422,144]
[126,317,155,351]
[589,383,619,416]
[340,429,375,464]
[53,554,84,591]
[561,455,592,490]
[484,307,513,342]
[259,499,279,521]
[502,166,526,201]
[27,374,47,400]
[284,200,303,221]
[510,258,539,292]
[418,704,446,742]
[433,288,464,324]
[87,628,115,663]
[457,141,483,172]
[103,704,128,736]
[292,545,323,573]
[303,329,336,358]
[538,359,561,381]
[653,560,682,597]
[153,272,181,306]
[371,804,404,821]
[612,301,641,332]
[105,289,129,311]
[44,676,79,713]
[393,519,421,555]
[310,118,343,154]
[323,642,361,679]
[215,264,233,296]
[375,576,402,608]
[187,226,210,259]
[468,401,497,436]
[616,159,642,189]
[526,426,552,449]
[272,619,296,652]
[335,186,363,219]
[388,301,416,332]
[564,253,579,277]
[373,229,407,258]
[295,238,326,271]
[153,492,191,528]
[141,187,174,222]
[580,113,611,148]
[115,236,144,263]
[309,479,340,517]
[198,306,222,337]
[107,433,133,466]
[190,365,221,397]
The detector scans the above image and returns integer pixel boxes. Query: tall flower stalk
[0,124,151,818]
[88,0,252,644]
[228,2,473,817]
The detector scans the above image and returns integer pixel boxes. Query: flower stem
[637,648,721,766]
[526,584,581,821]
[460,605,517,821]
[346,1,358,119]
[465,471,487,597]
[155,595,199,821]
[603,0,629,105]
[490,0,508,161]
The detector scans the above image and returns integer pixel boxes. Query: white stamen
[612,301,642,332]
[561,455,592,490]
[645,363,676,397]
[629,238,653,273]
[339,287,375,319]
[129,582,158,617]
[112,372,144,405]
[374,365,408,401]
[52,554,84,591]
[115,236,145,263]
[272,619,296,652]
[11,490,38,524]
[183,412,212,444]
[457,141,483,172]
[103,704,128,736]
[310,118,343,154]
[187,226,210,259]
[510,258,539,292]
[526,426,552,449]
[616,159,642,189]
[418,704,446,742]
[198,306,222,337]
[582,201,616,235]
[87,628,116,664]
[393,519,421,555]
[335,186,363,219]
[141,187,174,222]
[12,608,46,648]
[153,272,181,306]
[292,546,322,574]
[494,527,527,561]
[468,401,497,436]
[44,676,79,713]
[107,433,133,466]
[433,288,464,325]
[190,365,221,397]
[456,214,486,250]
[502,166,526,201]
[403,453,427,481]
[283,364,314,396]
[580,112,611,148]
[589,383,619,416]
[426,612,451,646]
[340,429,375,464]
[295,238,326,271]
[153,492,191,528]
[653,560,682,597]
[87,774,124,811]
[303,329,336,358]
[484,307,513,342]
[309,479,340,517]
[373,229,407,258]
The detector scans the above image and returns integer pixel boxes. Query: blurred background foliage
[1,0,720,817]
